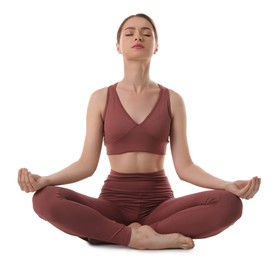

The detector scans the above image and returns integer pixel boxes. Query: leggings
[32,170,243,247]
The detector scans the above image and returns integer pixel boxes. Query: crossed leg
[33,187,241,250]
[144,190,243,239]
[128,190,242,249]
[128,222,194,249]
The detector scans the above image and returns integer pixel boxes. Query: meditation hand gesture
[226,176,261,200]
[18,168,46,193]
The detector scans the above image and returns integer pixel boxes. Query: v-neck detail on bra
[113,83,163,126]
[103,83,172,155]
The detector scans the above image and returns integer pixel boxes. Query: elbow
[87,166,97,177]
[77,158,97,178]
[81,168,95,180]
[177,171,188,181]
[175,161,194,181]
[85,164,97,177]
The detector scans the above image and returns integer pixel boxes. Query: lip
[132,44,144,49]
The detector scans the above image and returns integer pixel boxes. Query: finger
[21,168,33,193]
[25,171,35,192]
[247,177,261,199]
[20,168,28,191]
[238,180,252,199]
[244,177,260,199]
[27,172,37,192]
[18,168,24,190]
[242,179,254,199]
[21,168,31,192]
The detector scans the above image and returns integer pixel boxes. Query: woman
[17,13,261,250]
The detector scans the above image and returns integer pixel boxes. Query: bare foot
[128,224,194,250]
[128,222,142,229]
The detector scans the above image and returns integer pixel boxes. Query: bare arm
[18,88,107,192]
[169,90,260,198]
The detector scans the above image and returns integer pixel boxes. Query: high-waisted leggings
[32,170,243,247]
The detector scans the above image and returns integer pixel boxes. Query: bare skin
[128,223,194,250]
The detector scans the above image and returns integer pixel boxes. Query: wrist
[223,181,232,191]
[41,176,52,187]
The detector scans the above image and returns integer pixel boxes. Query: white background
[1,0,276,259]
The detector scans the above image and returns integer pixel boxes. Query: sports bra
[103,83,172,155]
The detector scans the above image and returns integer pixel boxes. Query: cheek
[117,39,128,53]
[117,40,130,53]
[149,43,157,53]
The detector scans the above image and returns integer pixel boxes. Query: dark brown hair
[116,13,158,44]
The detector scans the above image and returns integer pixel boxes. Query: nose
[134,33,143,41]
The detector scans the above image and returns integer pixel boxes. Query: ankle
[128,226,150,249]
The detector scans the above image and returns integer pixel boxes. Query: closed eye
[125,34,151,37]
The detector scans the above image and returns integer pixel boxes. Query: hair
[116,13,158,44]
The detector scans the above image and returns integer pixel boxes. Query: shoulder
[89,86,109,103]
[168,88,184,102]
[165,87,186,113]
[160,84,183,103]
[86,85,112,116]
[158,87,186,121]
[88,84,114,107]
[157,84,186,118]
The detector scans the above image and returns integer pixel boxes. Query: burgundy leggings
[33,170,242,246]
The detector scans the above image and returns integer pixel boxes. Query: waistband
[109,169,166,178]
[101,169,172,193]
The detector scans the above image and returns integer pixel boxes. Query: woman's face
[117,17,158,61]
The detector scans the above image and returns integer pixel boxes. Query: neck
[119,59,153,92]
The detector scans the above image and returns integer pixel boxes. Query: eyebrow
[124,26,152,31]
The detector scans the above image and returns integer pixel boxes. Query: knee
[219,190,243,223]
[32,186,59,219]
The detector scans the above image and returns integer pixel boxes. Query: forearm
[43,159,95,186]
[177,163,231,190]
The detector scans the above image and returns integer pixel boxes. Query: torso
[108,152,165,173]
[100,82,170,174]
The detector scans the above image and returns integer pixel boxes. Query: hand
[18,168,47,193]
[225,176,261,200]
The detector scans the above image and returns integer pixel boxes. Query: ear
[116,43,122,54]
[154,43,159,54]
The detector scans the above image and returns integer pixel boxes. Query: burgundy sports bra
[103,83,172,155]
